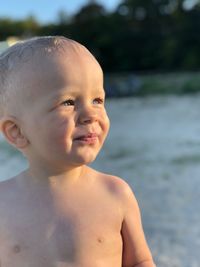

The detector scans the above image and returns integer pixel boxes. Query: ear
[0,116,29,149]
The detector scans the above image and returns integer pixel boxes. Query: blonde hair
[0,36,85,120]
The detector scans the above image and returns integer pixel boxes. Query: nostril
[79,113,97,124]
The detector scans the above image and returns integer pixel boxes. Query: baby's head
[0,36,110,173]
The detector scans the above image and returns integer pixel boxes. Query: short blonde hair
[0,36,84,120]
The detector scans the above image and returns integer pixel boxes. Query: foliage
[135,71,200,95]
[1,0,200,72]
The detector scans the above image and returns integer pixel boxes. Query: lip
[74,133,98,144]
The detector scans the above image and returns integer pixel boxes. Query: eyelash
[93,98,104,104]
[61,98,104,106]
[62,99,74,106]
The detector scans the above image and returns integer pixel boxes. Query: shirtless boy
[0,36,156,267]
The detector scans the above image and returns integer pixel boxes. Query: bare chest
[0,195,123,267]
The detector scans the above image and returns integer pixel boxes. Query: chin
[78,155,97,165]
[71,144,102,164]
[73,151,98,166]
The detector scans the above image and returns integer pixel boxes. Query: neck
[23,164,86,189]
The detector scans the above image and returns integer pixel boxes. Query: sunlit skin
[0,38,156,267]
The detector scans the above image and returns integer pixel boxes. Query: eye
[93,98,104,105]
[62,99,75,106]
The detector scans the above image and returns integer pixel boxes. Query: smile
[74,133,98,144]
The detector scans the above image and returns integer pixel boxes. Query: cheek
[104,110,110,129]
[106,114,110,132]
[43,115,74,147]
[51,119,74,143]
[101,112,110,139]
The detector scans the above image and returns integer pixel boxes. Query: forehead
[15,44,104,104]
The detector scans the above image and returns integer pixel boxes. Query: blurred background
[1,1,200,266]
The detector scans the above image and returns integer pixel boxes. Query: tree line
[0,0,200,72]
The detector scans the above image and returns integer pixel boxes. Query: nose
[78,106,98,125]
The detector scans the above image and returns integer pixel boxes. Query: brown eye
[93,98,104,105]
[62,99,74,106]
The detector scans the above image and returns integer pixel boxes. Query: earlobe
[1,116,29,149]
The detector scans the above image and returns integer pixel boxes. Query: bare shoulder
[0,172,23,199]
[0,175,19,245]
[0,176,18,205]
[93,169,155,266]
[0,171,26,222]
[89,167,135,202]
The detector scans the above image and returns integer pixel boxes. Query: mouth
[74,133,98,144]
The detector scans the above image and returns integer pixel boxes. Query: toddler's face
[20,45,110,172]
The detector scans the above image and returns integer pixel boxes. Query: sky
[0,0,121,24]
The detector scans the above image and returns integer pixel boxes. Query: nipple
[97,237,104,243]
[13,244,21,254]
